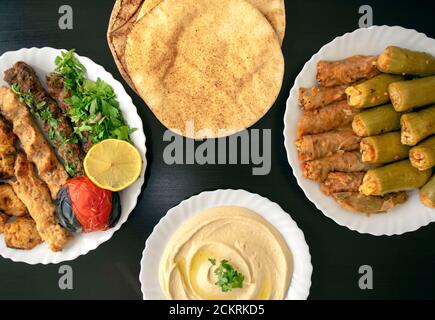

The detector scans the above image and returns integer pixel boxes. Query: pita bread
[107,0,286,93]
[247,0,286,44]
[108,0,144,33]
[135,0,162,21]
[125,0,284,138]
[135,0,286,44]
[107,0,144,92]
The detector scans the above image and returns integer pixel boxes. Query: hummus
[159,206,293,300]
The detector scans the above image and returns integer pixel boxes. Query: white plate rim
[0,47,147,264]
[283,25,435,236]
[140,189,313,300]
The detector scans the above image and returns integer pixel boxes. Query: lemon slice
[84,139,142,192]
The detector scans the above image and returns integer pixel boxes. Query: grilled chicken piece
[4,217,43,250]
[11,153,69,252]
[4,62,84,176]
[0,115,16,179]
[0,213,8,233]
[0,87,68,199]
[0,184,27,216]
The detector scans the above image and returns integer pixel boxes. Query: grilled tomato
[56,177,121,233]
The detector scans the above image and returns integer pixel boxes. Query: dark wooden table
[0,0,434,300]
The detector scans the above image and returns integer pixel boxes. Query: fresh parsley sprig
[209,258,245,292]
[54,50,136,144]
[11,83,61,139]
[11,83,35,108]
[54,49,86,91]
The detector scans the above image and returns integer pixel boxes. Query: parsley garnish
[210,259,245,293]
[48,128,56,140]
[11,83,35,108]
[55,49,136,144]
[36,100,47,109]
[11,84,61,142]
[65,162,76,176]
[55,49,86,91]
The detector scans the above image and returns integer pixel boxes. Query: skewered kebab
[0,115,16,179]
[12,153,69,252]
[0,87,68,199]
[46,73,94,152]
[4,62,84,176]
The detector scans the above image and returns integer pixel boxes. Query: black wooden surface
[0,0,434,300]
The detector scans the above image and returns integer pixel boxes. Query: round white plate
[284,26,435,236]
[0,47,147,264]
[140,189,312,300]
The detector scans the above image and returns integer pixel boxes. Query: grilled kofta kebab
[4,62,84,176]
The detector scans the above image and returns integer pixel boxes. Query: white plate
[0,47,147,264]
[140,189,312,300]
[284,26,435,236]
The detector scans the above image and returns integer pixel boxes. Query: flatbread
[107,0,286,93]
[125,0,284,138]
[107,0,144,92]
[135,0,161,21]
[247,0,286,44]
[108,0,144,33]
[135,0,286,44]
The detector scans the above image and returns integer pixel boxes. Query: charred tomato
[56,176,121,233]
